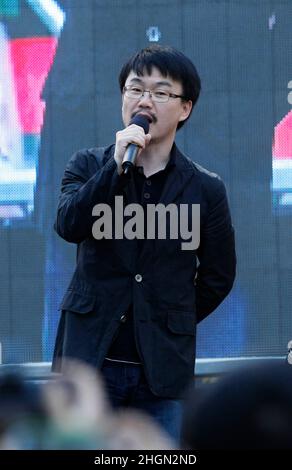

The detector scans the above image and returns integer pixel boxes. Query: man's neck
[136,139,174,178]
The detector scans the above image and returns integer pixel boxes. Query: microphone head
[129,114,151,134]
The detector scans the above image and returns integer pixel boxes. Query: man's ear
[179,100,193,122]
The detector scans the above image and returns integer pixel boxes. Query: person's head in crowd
[42,358,111,449]
[181,361,292,450]
[43,359,174,449]
[0,371,48,449]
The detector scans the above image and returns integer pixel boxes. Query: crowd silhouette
[0,359,291,450]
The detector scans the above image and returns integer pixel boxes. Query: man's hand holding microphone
[114,114,152,175]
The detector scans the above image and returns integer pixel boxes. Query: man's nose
[138,91,153,105]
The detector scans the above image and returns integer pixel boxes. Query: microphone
[122,114,151,175]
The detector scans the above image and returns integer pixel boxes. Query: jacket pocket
[58,289,96,314]
[167,311,196,336]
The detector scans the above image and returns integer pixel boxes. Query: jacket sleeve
[54,149,125,243]
[195,178,236,323]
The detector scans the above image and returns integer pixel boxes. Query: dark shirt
[106,149,176,363]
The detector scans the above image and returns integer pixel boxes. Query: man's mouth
[132,111,156,124]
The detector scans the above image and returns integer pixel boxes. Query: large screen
[0,0,291,363]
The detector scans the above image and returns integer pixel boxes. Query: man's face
[122,67,192,144]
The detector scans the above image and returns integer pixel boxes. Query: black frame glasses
[123,85,187,103]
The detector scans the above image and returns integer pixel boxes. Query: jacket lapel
[159,148,194,206]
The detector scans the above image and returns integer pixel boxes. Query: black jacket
[53,143,236,398]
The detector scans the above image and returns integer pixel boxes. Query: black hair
[119,45,201,130]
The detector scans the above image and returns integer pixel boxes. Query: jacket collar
[158,142,195,206]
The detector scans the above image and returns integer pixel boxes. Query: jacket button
[120,314,127,323]
[135,274,143,282]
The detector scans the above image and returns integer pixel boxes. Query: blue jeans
[101,359,182,443]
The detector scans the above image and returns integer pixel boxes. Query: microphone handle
[122,143,140,175]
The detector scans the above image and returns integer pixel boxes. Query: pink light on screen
[272,110,292,159]
[9,36,58,134]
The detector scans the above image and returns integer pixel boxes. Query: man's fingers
[145,134,152,145]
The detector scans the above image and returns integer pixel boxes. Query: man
[53,45,236,442]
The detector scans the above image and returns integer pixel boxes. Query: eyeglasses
[123,85,186,103]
